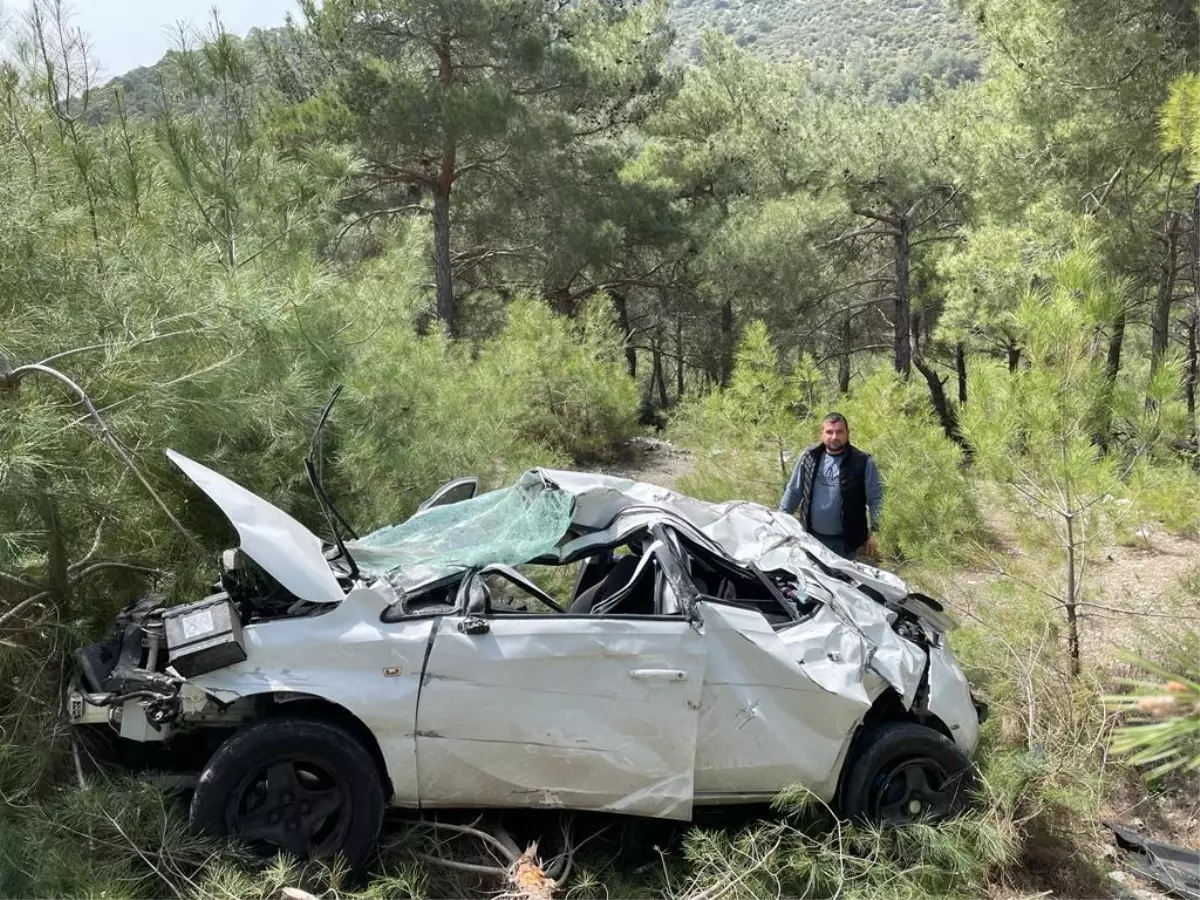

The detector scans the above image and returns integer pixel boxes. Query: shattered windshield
[346,474,574,581]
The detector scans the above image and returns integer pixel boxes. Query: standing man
[778,412,883,560]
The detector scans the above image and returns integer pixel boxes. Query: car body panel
[183,583,433,805]
[167,450,344,605]
[926,644,981,752]
[415,612,706,819]
[693,601,883,799]
[416,477,479,513]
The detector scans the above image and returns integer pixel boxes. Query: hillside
[670,0,981,100]
[84,0,981,119]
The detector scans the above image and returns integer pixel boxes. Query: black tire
[190,717,384,869]
[838,721,977,825]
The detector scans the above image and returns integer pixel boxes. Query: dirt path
[590,436,695,489]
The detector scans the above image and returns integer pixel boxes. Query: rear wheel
[190,717,384,868]
[838,722,976,825]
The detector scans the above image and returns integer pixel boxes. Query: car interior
[382,525,813,627]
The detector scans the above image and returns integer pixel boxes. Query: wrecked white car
[68,410,986,868]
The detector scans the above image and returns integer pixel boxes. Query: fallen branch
[0,559,162,629]
[415,816,577,900]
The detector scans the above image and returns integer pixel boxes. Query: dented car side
[68,453,986,864]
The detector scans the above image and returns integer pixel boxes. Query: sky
[67,0,302,80]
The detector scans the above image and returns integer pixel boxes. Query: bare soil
[588,435,695,489]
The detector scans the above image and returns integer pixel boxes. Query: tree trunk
[955,342,967,406]
[652,328,669,410]
[432,186,456,336]
[1095,310,1126,452]
[1006,344,1021,373]
[1192,184,1200,451]
[612,290,637,378]
[675,312,684,401]
[224,204,237,269]
[838,316,852,394]
[1185,311,1197,449]
[1149,210,1181,387]
[719,298,734,387]
[433,28,457,337]
[1065,512,1080,678]
[893,214,912,377]
[911,313,970,453]
[1106,309,1127,382]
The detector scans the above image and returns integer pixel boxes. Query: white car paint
[415,613,706,819]
[142,455,982,819]
[167,450,344,605]
[185,582,434,805]
[693,601,885,799]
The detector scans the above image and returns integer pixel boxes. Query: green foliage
[834,372,982,567]
[672,323,980,566]
[478,294,640,463]
[1159,73,1200,181]
[675,807,1014,900]
[668,0,982,102]
[337,287,638,530]
[1121,456,1200,536]
[1106,631,1200,779]
[670,321,808,505]
[936,215,1071,355]
[0,777,225,898]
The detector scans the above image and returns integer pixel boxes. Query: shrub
[334,290,639,531]
[476,294,640,464]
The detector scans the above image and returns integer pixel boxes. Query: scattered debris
[1107,821,1200,900]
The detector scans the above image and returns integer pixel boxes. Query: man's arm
[778,458,804,514]
[865,457,884,531]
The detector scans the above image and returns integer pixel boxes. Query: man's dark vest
[797,442,871,553]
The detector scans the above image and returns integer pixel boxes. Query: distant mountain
[78,27,286,126]
[669,0,981,101]
[82,0,980,122]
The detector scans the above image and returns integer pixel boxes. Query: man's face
[821,419,849,453]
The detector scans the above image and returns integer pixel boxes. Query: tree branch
[913,187,962,230]
[7,363,200,547]
[851,207,900,229]
[0,591,51,629]
[0,570,41,591]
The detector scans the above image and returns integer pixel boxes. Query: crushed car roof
[169,452,953,640]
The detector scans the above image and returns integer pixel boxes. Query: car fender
[179,583,432,806]
[924,644,980,753]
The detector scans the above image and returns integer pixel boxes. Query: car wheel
[838,722,977,825]
[190,717,384,868]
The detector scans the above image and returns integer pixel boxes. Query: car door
[414,552,707,820]
[661,527,883,802]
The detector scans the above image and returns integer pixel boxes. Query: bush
[332,288,639,531]
[1121,456,1200,537]
[670,321,806,507]
[833,372,981,567]
[476,294,640,464]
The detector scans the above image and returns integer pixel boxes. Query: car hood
[166,450,345,605]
